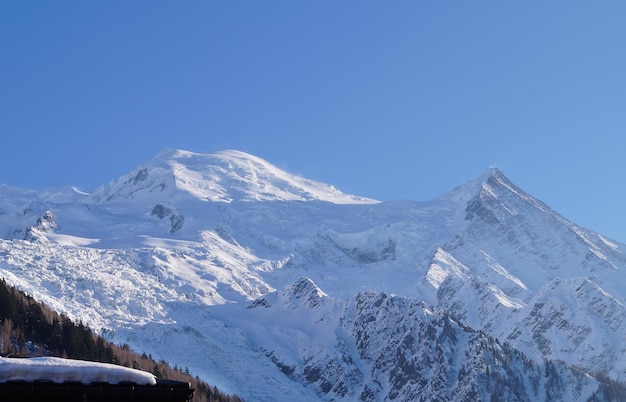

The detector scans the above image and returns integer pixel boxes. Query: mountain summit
[90,149,378,205]
[0,150,625,400]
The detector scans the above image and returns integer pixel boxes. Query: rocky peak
[281,277,329,310]
[247,277,330,311]
[464,169,545,224]
[36,211,59,231]
[23,210,59,242]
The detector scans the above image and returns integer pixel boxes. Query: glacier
[1,149,626,400]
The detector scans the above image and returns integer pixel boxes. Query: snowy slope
[1,149,626,400]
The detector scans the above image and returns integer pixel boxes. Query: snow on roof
[0,357,157,385]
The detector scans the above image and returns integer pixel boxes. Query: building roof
[0,357,193,402]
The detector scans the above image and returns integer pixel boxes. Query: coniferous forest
[0,278,243,402]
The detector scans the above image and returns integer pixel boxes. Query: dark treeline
[0,278,243,402]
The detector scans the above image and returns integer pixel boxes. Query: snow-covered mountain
[1,149,626,400]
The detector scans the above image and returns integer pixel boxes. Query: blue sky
[2,2,626,241]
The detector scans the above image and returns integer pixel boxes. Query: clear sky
[2,2,626,242]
